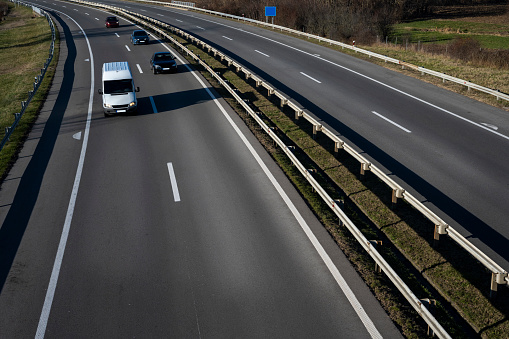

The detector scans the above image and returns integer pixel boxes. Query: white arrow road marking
[72,132,82,140]
[371,111,412,133]
[167,163,181,202]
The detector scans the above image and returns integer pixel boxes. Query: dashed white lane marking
[255,50,270,57]
[167,163,181,202]
[372,111,412,133]
[300,72,321,84]
[149,96,158,113]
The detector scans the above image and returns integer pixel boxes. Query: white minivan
[98,61,140,116]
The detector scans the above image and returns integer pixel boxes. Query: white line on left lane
[36,10,95,339]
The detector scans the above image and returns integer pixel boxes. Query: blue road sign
[265,6,276,17]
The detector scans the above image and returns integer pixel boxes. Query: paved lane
[101,1,509,269]
[0,2,401,338]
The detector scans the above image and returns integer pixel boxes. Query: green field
[392,19,509,49]
[0,0,56,181]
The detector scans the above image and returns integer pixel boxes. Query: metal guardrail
[125,0,509,292]
[0,0,56,152]
[133,0,509,103]
[67,1,453,336]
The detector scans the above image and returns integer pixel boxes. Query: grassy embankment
[0,0,58,182]
[361,13,509,109]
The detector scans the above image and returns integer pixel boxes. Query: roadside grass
[160,23,509,337]
[393,20,509,49]
[0,1,57,183]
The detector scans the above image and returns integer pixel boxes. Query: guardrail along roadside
[65,1,509,336]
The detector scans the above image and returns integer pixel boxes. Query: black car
[105,16,119,28]
[130,30,149,44]
[150,52,178,74]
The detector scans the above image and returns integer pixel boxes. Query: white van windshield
[104,79,133,94]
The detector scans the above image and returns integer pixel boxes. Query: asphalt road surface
[92,0,509,271]
[0,1,402,337]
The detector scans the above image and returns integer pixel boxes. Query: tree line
[193,0,507,43]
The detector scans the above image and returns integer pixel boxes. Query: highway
[90,0,509,270]
[0,1,402,337]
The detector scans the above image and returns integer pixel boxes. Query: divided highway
[0,1,401,337]
[92,0,509,270]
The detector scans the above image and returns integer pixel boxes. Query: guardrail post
[433,224,448,247]
[391,188,404,208]
[294,109,303,121]
[333,198,344,226]
[420,299,436,337]
[360,162,370,179]
[490,272,499,299]
[369,240,382,273]
[334,141,344,157]
[490,272,508,299]
[312,124,322,139]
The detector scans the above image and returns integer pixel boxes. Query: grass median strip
[160,25,508,338]
[0,0,58,183]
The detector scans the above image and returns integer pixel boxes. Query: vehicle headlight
[128,101,136,107]
[104,103,112,108]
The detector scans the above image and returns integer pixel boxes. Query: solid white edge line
[35,10,94,339]
[167,163,181,202]
[300,72,321,84]
[372,111,412,133]
[136,63,143,74]
[177,50,382,339]
[149,96,158,113]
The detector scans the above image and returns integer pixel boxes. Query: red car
[105,16,119,28]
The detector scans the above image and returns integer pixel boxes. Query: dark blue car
[130,30,149,45]
[150,52,178,74]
